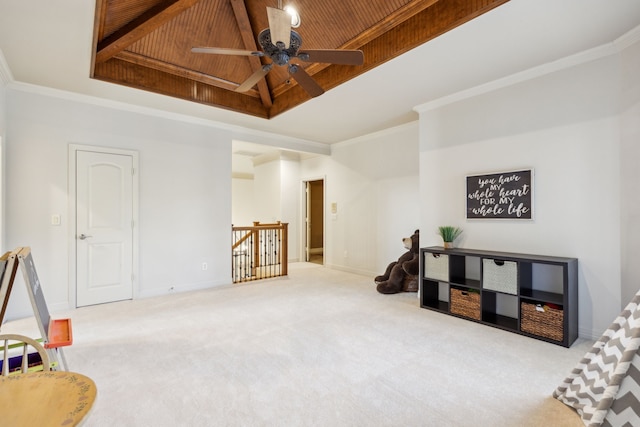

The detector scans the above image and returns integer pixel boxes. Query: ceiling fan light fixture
[192,4,362,98]
[284,5,301,28]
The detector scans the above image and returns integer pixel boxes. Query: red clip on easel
[0,247,72,370]
[44,319,73,349]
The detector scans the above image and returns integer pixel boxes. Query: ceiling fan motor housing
[258,29,303,66]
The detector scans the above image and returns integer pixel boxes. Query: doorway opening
[304,179,324,265]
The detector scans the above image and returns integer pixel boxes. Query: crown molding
[0,49,14,87]
[232,172,254,180]
[331,120,419,149]
[614,24,640,52]
[6,80,331,156]
[414,43,616,114]
[251,149,302,167]
[413,25,640,114]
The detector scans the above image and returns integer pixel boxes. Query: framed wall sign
[466,169,534,220]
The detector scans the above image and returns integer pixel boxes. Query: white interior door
[76,150,134,307]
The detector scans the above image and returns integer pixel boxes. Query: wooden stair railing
[232,222,288,283]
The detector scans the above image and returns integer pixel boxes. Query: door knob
[78,234,92,240]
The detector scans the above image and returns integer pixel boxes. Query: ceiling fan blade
[266,6,291,49]
[288,64,324,98]
[236,64,273,93]
[297,49,364,66]
[191,47,263,57]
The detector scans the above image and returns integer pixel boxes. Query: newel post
[281,223,288,276]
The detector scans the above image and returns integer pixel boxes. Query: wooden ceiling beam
[96,0,201,64]
[283,0,440,86]
[116,51,256,94]
[344,0,440,50]
[90,0,110,76]
[94,58,270,118]
[230,0,273,107]
[91,0,511,119]
[270,0,510,116]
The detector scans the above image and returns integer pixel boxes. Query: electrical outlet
[202,262,208,271]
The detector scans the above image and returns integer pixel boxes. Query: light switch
[331,202,337,214]
[51,214,61,226]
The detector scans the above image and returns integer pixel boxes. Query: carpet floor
[3,263,591,426]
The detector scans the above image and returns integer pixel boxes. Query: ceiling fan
[191,5,364,98]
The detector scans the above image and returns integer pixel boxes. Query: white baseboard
[324,263,377,278]
[137,279,231,299]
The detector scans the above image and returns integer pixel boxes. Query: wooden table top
[0,370,97,426]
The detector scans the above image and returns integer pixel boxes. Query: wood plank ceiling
[91,0,509,119]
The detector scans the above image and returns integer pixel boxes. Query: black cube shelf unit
[419,246,578,347]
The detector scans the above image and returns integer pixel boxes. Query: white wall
[0,84,5,130]
[253,156,281,223]
[417,50,627,339]
[231,177,255,226]
[0,86,5,253]
[231,152,256,227]
[249,152,301,262]
[280,154,300,262]
[0,51,8,252]
[301,122,420,276]
[4,88,233,320]
[620,40,640,306]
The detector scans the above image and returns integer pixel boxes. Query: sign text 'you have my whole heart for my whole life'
[466,170,532,219]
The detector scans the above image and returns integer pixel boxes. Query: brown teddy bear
[375,229,419,294]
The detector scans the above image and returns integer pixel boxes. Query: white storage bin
[483,258,517,295]
[424,252,449,282]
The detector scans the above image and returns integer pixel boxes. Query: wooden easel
[0,250,19,325]
[0,247,72,371]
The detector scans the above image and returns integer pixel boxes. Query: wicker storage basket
[450,288,481,320]
[483,259,517,295]
[521,302,564,342]
[424,253,449,282]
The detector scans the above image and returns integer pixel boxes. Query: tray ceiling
[91,0,509,119]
